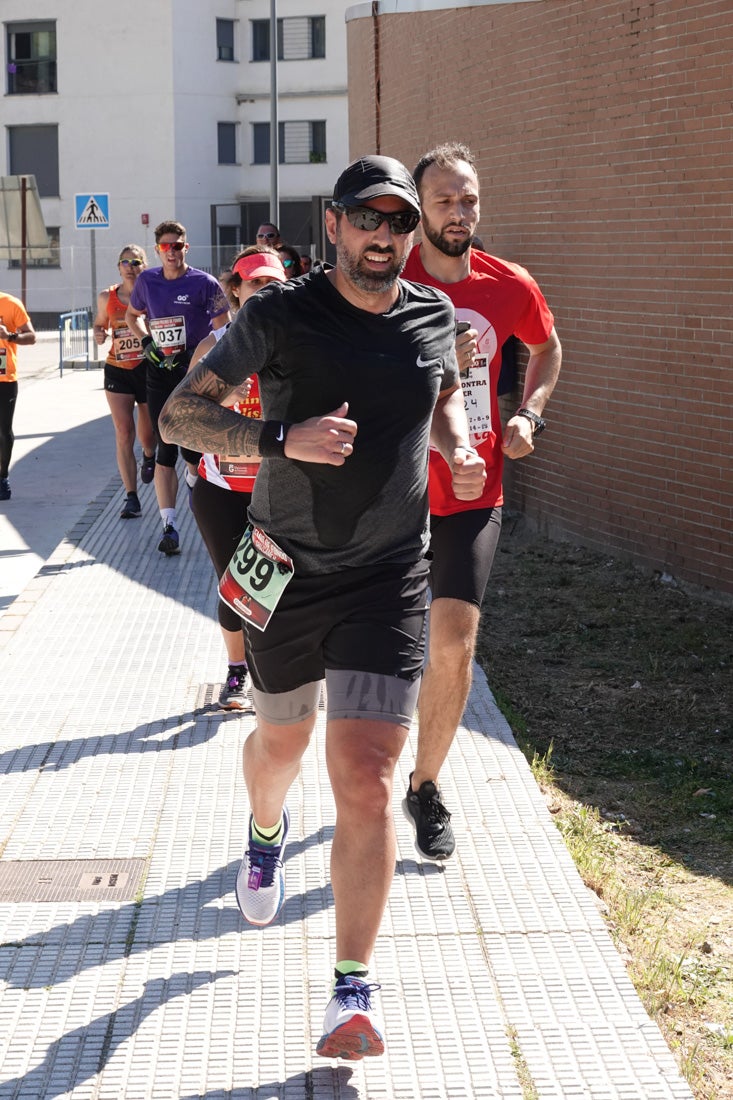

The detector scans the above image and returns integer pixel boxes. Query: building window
[253,121,326,165]
[308,121,327,164]
[6,21,57,95]
[8,125,59,197]
[251,16,326,61]
[253,123,270,166]
[218,123,237,165]
[216,18,235,61]
[9,226,60,269]
[254,123,270,166]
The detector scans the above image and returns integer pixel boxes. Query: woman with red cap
[188,245,286,708]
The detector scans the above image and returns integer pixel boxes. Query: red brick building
[346,0,733,595]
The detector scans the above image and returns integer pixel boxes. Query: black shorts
[104,361,147,404]
[146,361,200,468]
[429,506,502,607]
[244,559,430,696]
[191,477,251,633]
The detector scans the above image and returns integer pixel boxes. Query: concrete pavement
[0,332,116,626]
[0,335,693,1098]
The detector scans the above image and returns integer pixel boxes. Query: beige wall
[346,0,733,595]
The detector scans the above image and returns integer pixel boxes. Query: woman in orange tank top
[93,245,156,518]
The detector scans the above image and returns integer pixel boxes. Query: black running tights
[0,382,18,478]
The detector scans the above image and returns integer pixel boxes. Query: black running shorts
[104,361,147,404]
[428,506,502,608]
[243,558,430,696]
[146,362,200,469]
[192,477,252,634]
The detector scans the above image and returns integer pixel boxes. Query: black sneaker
[140,453,155,484]
[158,523,180,555]
[120,492,141,519]
[402,774,455,861]
[219,664,249,710]
[0,478,10,501]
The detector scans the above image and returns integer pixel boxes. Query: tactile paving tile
[0,482,694,1099]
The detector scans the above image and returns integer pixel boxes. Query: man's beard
[423,219,473,257]
[335,239,407,293]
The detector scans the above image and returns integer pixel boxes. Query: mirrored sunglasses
[119,258,144,267]
[256,231,278,240]
[157,241,187,253]
[332,202,419,236]
[281,258,294,268]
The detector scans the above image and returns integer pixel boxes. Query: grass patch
[476,531,733,1099]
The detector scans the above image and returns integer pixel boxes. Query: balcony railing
[8,59,57,95]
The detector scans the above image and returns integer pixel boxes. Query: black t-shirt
[202,269,458,574]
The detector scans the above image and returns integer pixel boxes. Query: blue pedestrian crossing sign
[75,193,110,229]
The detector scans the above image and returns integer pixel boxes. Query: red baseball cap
[233,252,286,282]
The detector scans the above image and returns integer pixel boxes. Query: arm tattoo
[159,361,264,456]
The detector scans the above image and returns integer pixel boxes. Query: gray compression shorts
[251,669,422,727]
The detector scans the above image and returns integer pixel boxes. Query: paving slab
[0,339,694,1099]
[0,332,115,624]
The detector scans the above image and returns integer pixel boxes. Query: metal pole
[20,176,28,307]
[269,0,279,227]
[90,228,99,361]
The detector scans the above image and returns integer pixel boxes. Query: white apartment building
[1,1,351,322]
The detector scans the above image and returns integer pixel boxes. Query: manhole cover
[195,682,224,710]
[0,859,147,903]
[194,682,255,712]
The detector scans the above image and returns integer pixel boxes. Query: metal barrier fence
[58,309,92,375]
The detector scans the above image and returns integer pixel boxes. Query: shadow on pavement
[4,849,337,993]
[179,1066,359,1100]
[1,971,235,1100]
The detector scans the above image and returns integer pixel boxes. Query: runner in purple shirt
[126,220,229,555]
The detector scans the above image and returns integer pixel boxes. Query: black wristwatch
[516,407,546,436]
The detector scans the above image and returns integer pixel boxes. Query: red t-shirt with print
[403,245,555,514]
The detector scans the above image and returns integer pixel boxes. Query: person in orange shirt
[0,291,37,501]
[93,245,157,519]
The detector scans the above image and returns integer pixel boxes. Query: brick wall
[346,0,733,595]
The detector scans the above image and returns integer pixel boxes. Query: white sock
[160,508,177,528]
[184,469,198,489]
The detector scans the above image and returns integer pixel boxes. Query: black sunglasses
[332,202,420,236]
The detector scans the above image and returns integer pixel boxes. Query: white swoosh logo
[416,355,438,368]
[276,425,284,442]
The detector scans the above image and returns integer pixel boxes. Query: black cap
[332,155,420,215]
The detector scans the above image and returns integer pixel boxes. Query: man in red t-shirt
[401,142,562,861]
